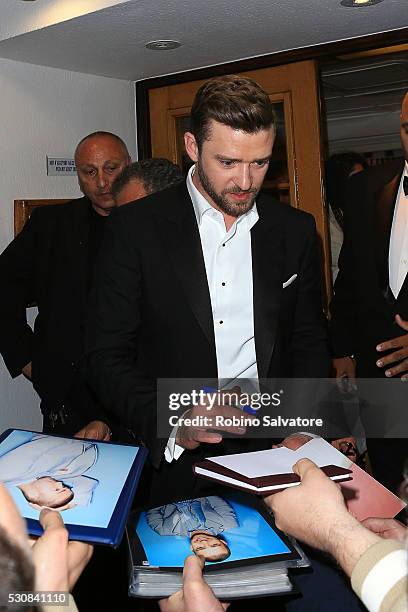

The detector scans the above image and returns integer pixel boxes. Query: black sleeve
[292,215,331,377]
[84,212,161,464]
[329,180,360,359]
[0,210,41,377]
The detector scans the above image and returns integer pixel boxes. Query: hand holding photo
[0,429,147,546]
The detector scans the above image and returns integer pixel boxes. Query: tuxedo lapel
[374,170,402,291]
[155,185,216,349]
[251,203,284,378]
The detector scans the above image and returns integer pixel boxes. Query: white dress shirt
[165,166,259,462]
[389,162,408,298]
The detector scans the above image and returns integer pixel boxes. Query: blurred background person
[325,152,367,280]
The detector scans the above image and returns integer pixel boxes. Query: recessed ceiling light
[341,0,384,6]
[145,40,182,51]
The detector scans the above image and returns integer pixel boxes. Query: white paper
[207,438,351,479]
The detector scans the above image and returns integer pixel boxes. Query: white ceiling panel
[0,0,406,81]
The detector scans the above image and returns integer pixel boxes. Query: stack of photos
[0,429,147,546]
[127,490,309,599]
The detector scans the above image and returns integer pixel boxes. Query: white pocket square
[282,274,297,289]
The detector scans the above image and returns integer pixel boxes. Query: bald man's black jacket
[0,197,108,430]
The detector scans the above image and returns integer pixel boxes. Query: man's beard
[197,162,258,218]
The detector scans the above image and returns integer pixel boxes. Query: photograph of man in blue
[0,434,98,511]
[146,495,238,562]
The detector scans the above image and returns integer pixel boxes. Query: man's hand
[22,361,32,380]
[361,517,407,543]
[176,387,254,451]
[265,459,380,577]
[376,314,408,380]
[332,356,356,387]
[31,509,93,591]
[74,420,111,441]
[159,555,228,612]
[264,458,348,552]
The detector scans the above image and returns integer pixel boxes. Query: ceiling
[0,0,407,81]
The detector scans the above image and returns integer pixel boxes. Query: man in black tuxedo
[85,76,330,501]
[0,131,131,439]
[331,91,408,492]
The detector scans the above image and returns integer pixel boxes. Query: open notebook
[193,438,352,494]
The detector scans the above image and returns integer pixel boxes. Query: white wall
[0,57,137,432]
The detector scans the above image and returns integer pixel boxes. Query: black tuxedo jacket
[330,160,408,377]
[85,182,329,494]
[0,197,108,427]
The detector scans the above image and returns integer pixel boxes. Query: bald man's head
[75,131,130,216]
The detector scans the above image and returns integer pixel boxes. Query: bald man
[0,131,130,440]
[330,91,408,491]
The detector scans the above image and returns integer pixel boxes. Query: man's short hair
[190,75,275,149]
[111,158,183,199]
[0,525,34,612]
[74,131,129,159]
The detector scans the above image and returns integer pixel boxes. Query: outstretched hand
[264,458,348,552]
[176,387,256,451]
[159,555,228,612]
[31,509,93,591]
[376,314,408,380]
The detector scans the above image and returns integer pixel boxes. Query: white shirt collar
[186,164,258,229]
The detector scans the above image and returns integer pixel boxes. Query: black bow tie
[404,176,408,196]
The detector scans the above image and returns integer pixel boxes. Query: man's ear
[184,132,199,163]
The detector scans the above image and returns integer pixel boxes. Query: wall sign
[47,157,77,176]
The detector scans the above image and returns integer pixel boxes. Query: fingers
[193,430,223,444]
[183,554,205,582]
[292,458,319,480]
[396,314,408,332]
[377,357,408,378]
[39,508,66,532]
[361,517,385,532]
[376,332,408,352]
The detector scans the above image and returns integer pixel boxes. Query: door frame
[136,29,408,160]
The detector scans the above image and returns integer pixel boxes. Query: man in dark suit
[85,76,368,611]
[331,91,408,492]
[85,75,330,500]
[0,131,131,439]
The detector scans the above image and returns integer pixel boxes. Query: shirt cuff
[351,539,408,612]
[164,423,185,463]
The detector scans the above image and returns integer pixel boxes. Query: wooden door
[148,60,330,302]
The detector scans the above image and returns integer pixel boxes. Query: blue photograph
[0,430,139,528]
[136,492,292,568]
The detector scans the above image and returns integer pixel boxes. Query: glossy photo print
[135,491,296,569]
[0,429,141,529]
